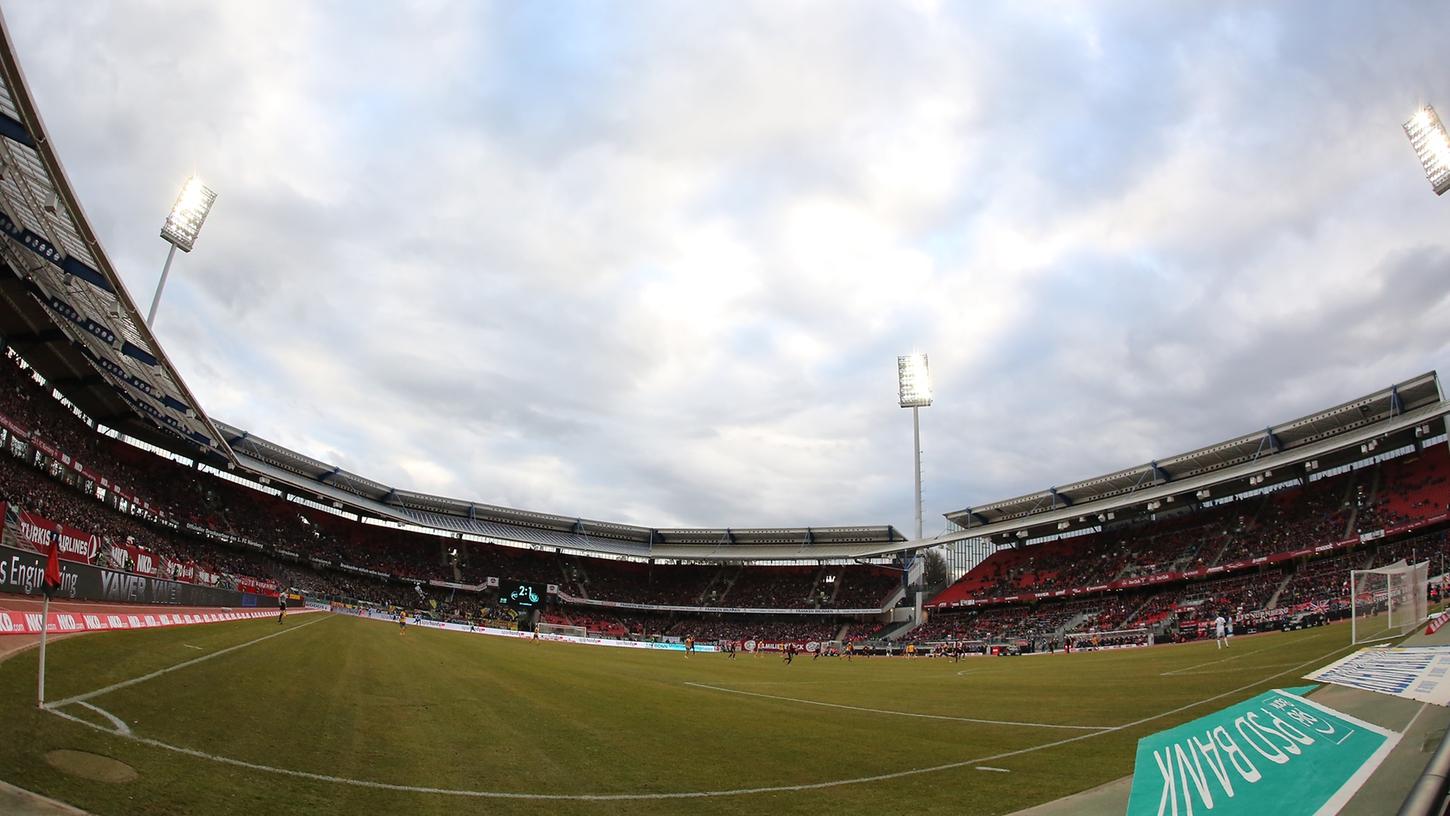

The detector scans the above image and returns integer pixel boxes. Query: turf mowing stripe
[37,637,1365,800]
[683,682,1110,730]
[46,614,329,709]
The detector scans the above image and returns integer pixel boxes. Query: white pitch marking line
[40,639,1364,801]
[47,614,328,709]
[75,701,131,736]
[1164,660,1307,677]
[683,682,1110,731]
[183,645,204,651]
[975,766,1010,773]
[1159,645,1273,676]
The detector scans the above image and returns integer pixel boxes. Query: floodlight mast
[897,353,932,541]
[148,176,217,326]
[1404,104,1450,196]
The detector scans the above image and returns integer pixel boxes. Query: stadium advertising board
[1305,646,1450,706]
[0,543,248,608]
[0,607,312,636]
[1126,689,1396,816]
[346,606,717,651]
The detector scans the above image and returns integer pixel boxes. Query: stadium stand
[0,350,901,641]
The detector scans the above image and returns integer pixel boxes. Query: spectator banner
[429,579,485,591]
[0,410,28,438]
[235,576,279,597]
[340,562,389,579]
[0,543,248,607]
[1126,689,1396,816]
[13,510,101,565]
[1305,646,1450,706]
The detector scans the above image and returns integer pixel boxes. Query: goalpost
[536,622,587,638]
[1351,560,1429,644]
[1065,628,1154,650]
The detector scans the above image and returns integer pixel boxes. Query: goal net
[536,622,587,638]
[1351,560,1429,644]
[1065,628,1153,650]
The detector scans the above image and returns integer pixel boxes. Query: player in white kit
[1214,613,1228,649]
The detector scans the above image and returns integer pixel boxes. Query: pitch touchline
[41,639,1362,801]
[46,614,328,709]
[682,683,1109,730]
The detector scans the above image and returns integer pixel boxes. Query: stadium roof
[0,17,232,459]
[936,372,1450,546]
[222,419,907,561]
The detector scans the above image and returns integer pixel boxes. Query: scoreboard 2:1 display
[499,580,542,608]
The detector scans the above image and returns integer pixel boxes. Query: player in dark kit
[277,593,287,624]
[783,643,796,665]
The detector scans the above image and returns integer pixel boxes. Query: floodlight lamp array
[159,176,217,252]
[897,352,932,408]
[1404,105,1450,196]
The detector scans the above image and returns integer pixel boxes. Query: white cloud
[0,0,1447,537]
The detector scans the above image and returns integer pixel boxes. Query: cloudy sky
[2,1,1447,535]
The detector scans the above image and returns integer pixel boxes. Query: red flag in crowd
[42,528,61,597]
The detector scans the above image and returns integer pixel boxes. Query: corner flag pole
[37,527,61,709]
[36,591,49,708]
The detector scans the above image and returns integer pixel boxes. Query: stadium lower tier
[913,528,1448,650]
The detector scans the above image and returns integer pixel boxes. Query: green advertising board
[1127,689,1397,816]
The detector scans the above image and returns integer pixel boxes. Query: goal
[1065,628,1153,650]
[1351,560,1429,644]
[536,622,587,639]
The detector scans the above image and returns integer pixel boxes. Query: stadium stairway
[1056,610,1097,639]
[1006,620,1450,816]
[1263,571,1296,610]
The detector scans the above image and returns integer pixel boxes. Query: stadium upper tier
[0,21,905,563]
[938,372,1450,546]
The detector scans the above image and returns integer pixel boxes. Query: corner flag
[42,528,62,597]
[37,527,61,708]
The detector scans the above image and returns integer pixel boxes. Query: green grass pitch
[0,614,1362,815]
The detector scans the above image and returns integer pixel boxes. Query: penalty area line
[37,637,1365,801]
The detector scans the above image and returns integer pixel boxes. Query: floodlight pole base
[147,243,178,327]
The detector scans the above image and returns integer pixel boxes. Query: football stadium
[0,4,1448,816]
